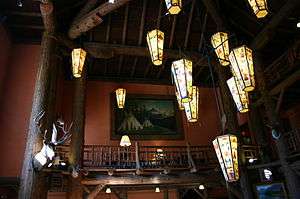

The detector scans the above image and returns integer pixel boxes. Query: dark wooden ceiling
[1,0,300,98]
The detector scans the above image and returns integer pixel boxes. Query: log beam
[40,2,55,33]
[81,173,220,186]
[68,0,132,39]
[83,42,209,66]
[86,184,104,199]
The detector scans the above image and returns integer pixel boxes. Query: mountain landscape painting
[111,94,183,140]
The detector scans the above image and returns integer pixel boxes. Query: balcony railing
[55,144,260,171]
[283,129,300,155]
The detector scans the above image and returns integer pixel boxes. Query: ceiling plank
[118,4,129,75]
[184,0,196,49]
[156,15,177,79]
[4,11,41,17]
[131,0,148,77]
[68,0,132,39]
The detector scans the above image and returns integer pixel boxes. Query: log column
[254,54,300,197]
[18,31,56,199]
[68,68,87,198]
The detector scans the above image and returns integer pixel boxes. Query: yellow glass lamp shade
[171,59,193,103]
[248,0,268,18]
[227,77,249,113]
[211,32,230,66]
[165,0,182,15]
[120,135,131,147]
[155,187,160,193]
[146,29,164,66]
[115,88,126,109]
[71,48,87,78]
[183,86,199,123]
[213,134,239,182]
[175,89,185,110]
[229,45,255,92]
[106,187,112,194]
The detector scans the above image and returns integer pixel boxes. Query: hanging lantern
[120,135,131,147]
[115,88,126,109]
[183,86,199,123]
[165,0,182,15]
[171,59,193,103]
[71,48,86,78]
[213,134,239,182]
[175,89,184,110]
[211,32,230,66]
[155,187,160,193]
[229,45,255,92]
[247,0,268,18]
[227,77,249,113]
[146,29,164,66]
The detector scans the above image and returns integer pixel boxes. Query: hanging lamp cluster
[71,48,87,78]
[211,32,230,66]
[227,77,249,113]
[247,0,268,18]
[183,86,199,122]
[115,88,126,109]
[213,134,239,182]
[211,32,255,113]
[146,29,164,66]
[165,0,182,15]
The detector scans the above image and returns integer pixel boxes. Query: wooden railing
[55,144,261,171]
[82,144,217,170]
[283,129,300,155]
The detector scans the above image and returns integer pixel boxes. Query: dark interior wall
[0,42,40,177]
[0,26,11,103]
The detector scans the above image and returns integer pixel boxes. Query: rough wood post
[68,68,87,199]
[135,142,141,174]
[254,54,300,197]
[164,189,169,199]
[248,106,271,163]
[18,32,56,199]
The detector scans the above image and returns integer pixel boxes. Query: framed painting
[254,182,288,199]
[111,94,184,140]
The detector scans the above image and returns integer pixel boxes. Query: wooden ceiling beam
[83,42,209,66]
[81,173,219,186]
[40,1,55,33]
[68,0,132,39]
[250,0,300,51]
[73,0,98,22]
[131,0,147,77]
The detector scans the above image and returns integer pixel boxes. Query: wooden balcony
[54,144,261,172]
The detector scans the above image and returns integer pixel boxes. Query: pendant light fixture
[155,187,160,193]
[120,135,131,147]
[71,48,87,78]
[115,88,126,109]
[165,0,182,15]
[247,0,268,18]
[106,187,112,193]
[171,59,193,103]
[175,89,185,110]
[229,45,255,92]
[146,29,164,66]
[211,32,230,66]
[227,77,249,113]
[183,86,199,123]
[213,134,239,182]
